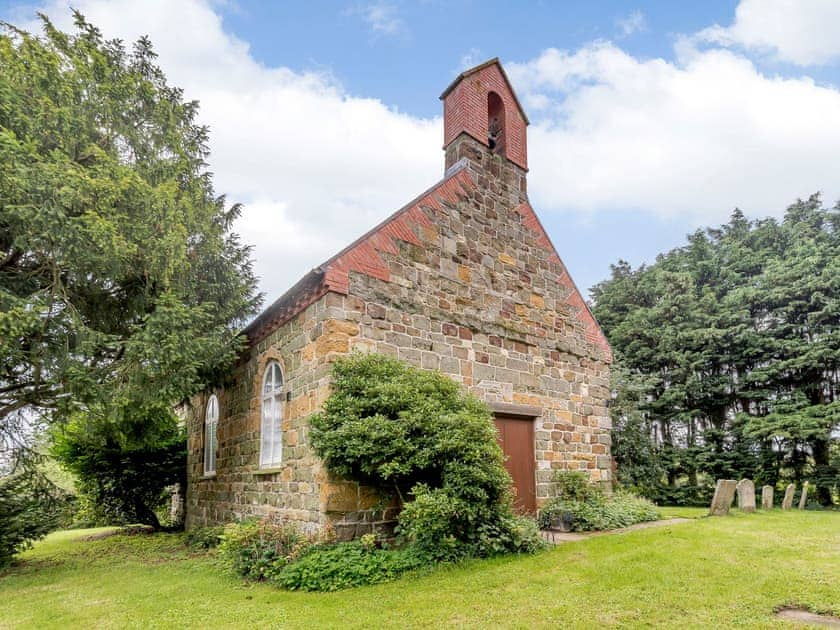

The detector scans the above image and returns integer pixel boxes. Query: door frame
[490,402,541,514]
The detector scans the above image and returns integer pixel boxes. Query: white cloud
[508,44,840,222]
[347,1,405,38]
[11,0,439,301]
[616,10,646,37]
[7,0,840,301]
[695,0,840,66]
[459,47,483,70]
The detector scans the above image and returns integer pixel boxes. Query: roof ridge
[317,159,469,272]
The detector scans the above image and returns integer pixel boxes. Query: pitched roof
[243,161,476,341]
[440,57,530,125]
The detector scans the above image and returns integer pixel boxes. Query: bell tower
[440,58,529,172]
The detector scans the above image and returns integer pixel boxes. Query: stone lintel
[489,401,542,418]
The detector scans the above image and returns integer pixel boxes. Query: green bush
[0,471,69,567]
[646,483,715,507]
[217,519,320,581]
[553,471,601,502]
[275,540,427,592]
[538,472,660,532]
[310,353,542,559]
[185,525,225,550]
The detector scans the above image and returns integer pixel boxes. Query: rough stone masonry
[184,58,613,535]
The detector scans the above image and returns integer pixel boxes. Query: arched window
[203,394,219,476]
[260,361,284,468]
[487,91,506,155]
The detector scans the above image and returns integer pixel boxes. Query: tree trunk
[810,437,835,507]
[135,500,162,531]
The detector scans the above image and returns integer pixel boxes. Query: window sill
[253,467,284,476]
[197,473,216,481]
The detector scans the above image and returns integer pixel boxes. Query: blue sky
[219,1,735,117]
[4,0,840,301]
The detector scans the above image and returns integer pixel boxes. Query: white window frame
[203,394,219,476]
[260,361,284,468]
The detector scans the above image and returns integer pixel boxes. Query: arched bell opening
[487,91,506,156]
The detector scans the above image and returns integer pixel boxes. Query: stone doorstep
[540,517,692,545]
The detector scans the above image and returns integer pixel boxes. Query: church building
[185,59,613,538]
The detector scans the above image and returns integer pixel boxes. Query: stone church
[185,59,612,536]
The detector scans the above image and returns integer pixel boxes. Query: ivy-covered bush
[276,538,427,592]
[217,522,425,591]
[310,353,543,560]
[538,472,660,532]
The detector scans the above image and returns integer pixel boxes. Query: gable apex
[440,58,530,125]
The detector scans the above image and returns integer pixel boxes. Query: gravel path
[540,517,692,544]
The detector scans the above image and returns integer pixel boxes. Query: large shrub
[538,471,660,532]
[310,353,542,559]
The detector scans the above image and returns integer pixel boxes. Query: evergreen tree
[593,199,839,506]
[0,13,260,531]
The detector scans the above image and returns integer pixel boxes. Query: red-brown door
[494,415,537,514]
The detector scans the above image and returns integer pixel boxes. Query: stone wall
[186,296,386,531]
[186,134,611,530]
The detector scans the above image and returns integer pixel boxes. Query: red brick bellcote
[440,58,529,170]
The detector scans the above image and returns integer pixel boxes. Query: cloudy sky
[3,0,840,302]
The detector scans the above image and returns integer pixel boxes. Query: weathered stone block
[321,482,358,513]
[323,319,360,336]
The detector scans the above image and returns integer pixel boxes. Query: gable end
[515,201,612,362]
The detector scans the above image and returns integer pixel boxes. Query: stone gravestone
[761,485,774,509]
[709,479,737,516]
[798,482,809,509]
[782,483,795,510]
[736,479,756,512]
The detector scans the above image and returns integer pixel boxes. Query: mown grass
[1,510,838,629]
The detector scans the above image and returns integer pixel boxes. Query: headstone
[761,485,774,509]
[736,479,756,512]
[781,483,795,509]
[709,479,737,516]
[798,482,809,509]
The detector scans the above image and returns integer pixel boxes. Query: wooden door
[494,415,537,514]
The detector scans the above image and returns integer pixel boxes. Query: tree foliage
[0,467,70,567]
[593,197,840,505]
[310,353,542,559]
[0,13,260,531]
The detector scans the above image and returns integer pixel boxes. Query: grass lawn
[1,510,838,629]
